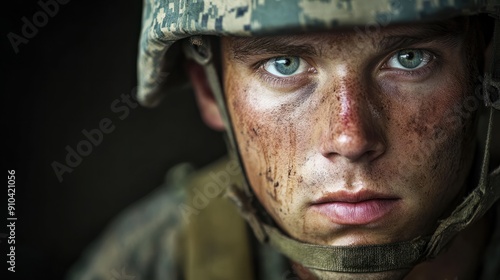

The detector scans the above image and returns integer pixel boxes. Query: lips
[310,190,400,225]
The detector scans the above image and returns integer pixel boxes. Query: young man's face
[220,19,476,268]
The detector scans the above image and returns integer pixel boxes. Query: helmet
[137,0,500,274]
[137,0,500,107]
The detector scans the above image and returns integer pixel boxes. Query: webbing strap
[425,108,500,258]
[183,37,254,197]
[182,37,237,151]
[264,224,428,273]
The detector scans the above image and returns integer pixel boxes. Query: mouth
[310,190,401,225]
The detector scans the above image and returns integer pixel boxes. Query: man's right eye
[263,56,309,77]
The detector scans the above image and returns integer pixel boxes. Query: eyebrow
[379,23,464,51]
[229,20,466,61]
[229,36,319,62]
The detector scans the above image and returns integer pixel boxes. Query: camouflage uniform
[67,157,291,280]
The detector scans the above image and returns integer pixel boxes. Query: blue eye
[387,49,433,70]
[263,56,309,77]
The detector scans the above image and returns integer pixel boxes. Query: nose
[319,74,386,163]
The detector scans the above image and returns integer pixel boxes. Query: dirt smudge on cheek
[224,51,309,229]
[225,70,272,197]
[227,86,285,215]
[249,104,301,216]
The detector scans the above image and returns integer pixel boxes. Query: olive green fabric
[265,224,428,273]
[65,164,193,280]
[183,158,254,280]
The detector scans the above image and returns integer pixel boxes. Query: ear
[185,60,225,131]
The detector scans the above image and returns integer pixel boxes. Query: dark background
[3,1,226,279]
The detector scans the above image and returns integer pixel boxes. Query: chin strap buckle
[183,36,212,65]
[225,184,268,243]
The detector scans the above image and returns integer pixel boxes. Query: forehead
[224,19,467,58]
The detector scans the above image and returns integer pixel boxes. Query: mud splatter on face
[221,20,477,249]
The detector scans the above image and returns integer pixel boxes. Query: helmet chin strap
[183,30,500,272]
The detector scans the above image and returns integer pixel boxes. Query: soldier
[68,0,500,279]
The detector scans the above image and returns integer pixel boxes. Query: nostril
[367,140,386,161]
[321,129,386,163]
[365,149,380,161]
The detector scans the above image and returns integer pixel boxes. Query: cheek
[381,73,473,205]
[226,77,310,221]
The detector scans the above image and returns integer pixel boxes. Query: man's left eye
[386,49,433,70]
[263,56,309,77]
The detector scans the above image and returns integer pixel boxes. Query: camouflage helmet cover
[137,0,500,106]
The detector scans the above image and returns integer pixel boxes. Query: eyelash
[380,49,438,77]
[254,48,439,88]
[253,59,315,89]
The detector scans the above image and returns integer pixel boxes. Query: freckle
[252,127,258,136]
[266,168,273,183]
[274,182,279,188]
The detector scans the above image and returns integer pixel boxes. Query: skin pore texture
[191,19,491,279]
